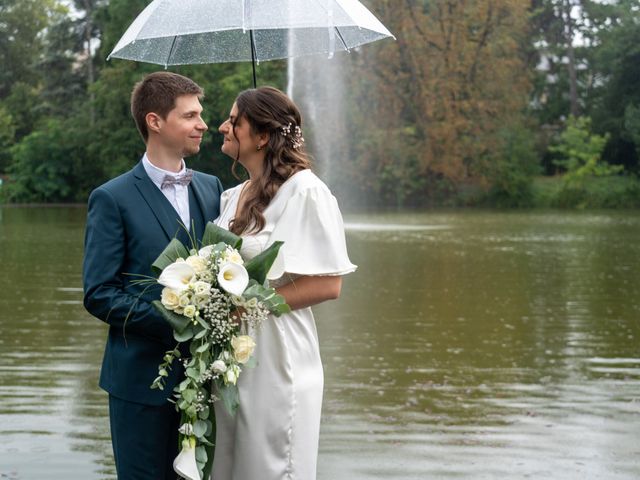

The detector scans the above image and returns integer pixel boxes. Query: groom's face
[156,94,208,157]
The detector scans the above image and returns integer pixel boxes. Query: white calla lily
[173,437,201,480]
[217,262,249,296]
[158,262,195,293]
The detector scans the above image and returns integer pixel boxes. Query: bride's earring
[256,144,262,151]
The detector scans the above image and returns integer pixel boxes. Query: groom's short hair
[131,72,204,142]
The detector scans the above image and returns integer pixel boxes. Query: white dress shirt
[142,153,191,229]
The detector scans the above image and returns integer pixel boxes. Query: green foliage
[151,239,191,275]
[38,9,88,117]
[533,174,640,208]
[2,0,640,208]
[200,222,242,252]
[623,104,640,158]
[0,105,16,172]
[550,116,621,185]
[481,123,541,207]
[243,241,283,285]
[0,0,63,97]
[6,119,79,202]
[2,82,43,140]
[587,0,640,170]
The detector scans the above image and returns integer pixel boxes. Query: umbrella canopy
[108,0,393,68]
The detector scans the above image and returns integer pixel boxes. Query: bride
[212,86,356,480]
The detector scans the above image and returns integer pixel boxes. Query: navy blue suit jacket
[83,160,223,405]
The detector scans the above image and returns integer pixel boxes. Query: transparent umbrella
[108,0,394,86]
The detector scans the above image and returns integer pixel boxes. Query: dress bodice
[214,181,266,261]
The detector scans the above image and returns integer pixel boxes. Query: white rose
[193,281,211,296]
[211,360,227,374]
[231,335,256,364]
[194,294,209,308]
[230,295,244,307]
[160,288,180,310]
[178,293,191,308]
[185,255,208,274]
[183,305,197,318]
[245,297,258,309]
[224,367,238,385]
[198,245,214,258]
[223,248,244,265]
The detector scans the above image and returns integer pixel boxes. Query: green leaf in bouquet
[151,238,189,275]
[204,419,213,436]
[219,383,240,415]
[193,419,208,438]
[194,327,208,340]
[198,405,209,420]
[195,445,207,474]
[152,300,191,333]
[195,445,207,463]
[244,241,283,285]
[196,316,209,330]
[174,324,195,342]
[243,281,291,317]
[199,436,215,447]
[182,389,197,403]
[202,222,242,250]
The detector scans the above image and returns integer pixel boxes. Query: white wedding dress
[212,169,356,480]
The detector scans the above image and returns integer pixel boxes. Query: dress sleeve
[266,185,357,279]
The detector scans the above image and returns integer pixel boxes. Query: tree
[0,104,15,172]
[340,0,532,203]
[550,115,620,184]
[529,0,597,124]
[0,0,63,96]
[588,0,640,171]
[7,119,78,202]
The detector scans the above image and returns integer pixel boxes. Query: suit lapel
[133,161,179,242]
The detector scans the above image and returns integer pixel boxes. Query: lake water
[0,207,639,479]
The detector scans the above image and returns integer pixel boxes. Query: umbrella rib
[334,27,349,52]
[166,36,178,66]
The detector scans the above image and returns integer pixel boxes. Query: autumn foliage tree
[341,0,533,204]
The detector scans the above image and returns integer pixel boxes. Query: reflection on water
[1,207,639,479]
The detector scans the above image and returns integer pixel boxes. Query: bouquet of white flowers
[142,222,289,480]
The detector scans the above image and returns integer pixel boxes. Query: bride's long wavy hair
[229,86,311,235]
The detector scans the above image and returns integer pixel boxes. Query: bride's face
[219,102,259,161]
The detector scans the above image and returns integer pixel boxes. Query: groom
[83,72,223,479]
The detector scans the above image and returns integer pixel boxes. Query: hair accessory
[280,122,305,150]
